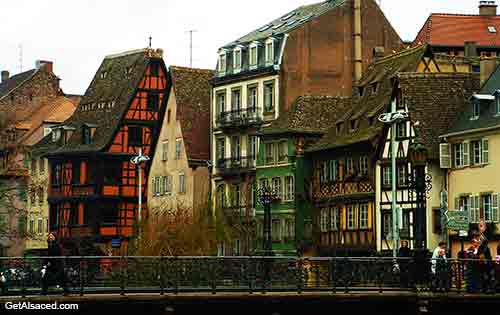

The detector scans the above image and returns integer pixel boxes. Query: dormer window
[101,71,108,79]
[258,24,272,32]
[472,101,480,120]
[488,26,497,33]
[233,47,242,73]
[82,124,97,145]
[249,43,259,69]
[265,38,276,65]
[281,12,296,21]
[496,96,500,115]
[52,129,61,142]
[218,51,227,74]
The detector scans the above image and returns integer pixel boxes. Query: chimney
[479,1,497,16]
[35,60,53,73]
[464,41,478,58]
[1,70,9,83]
[373,46,385,60]
[353,0,363,81]
[480,57,497,86]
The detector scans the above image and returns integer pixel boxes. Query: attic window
[52,129,62,143]
[273,22,286,30]
[126,67,133,75]
[472,101,480,120]
[101,71,108,79]
[358,87,365,97]
[336,122,344,134]
[372,83,379,95]
[281,12,296,21]
[286,19,298,27]
[259,24,272,32]
[488,26,497,33]
[82,125,97,145]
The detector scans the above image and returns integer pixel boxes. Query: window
[329,207,339,231]
[150,61,159,77]
[232,239,241,256]
[347,206,355,230]
[248,136,258,160]
[234,49,242,71]
[175,139,182,160]
[265,41,274,64]
[100,71,108,79]
[278,141,287,162]
[29,219,34,235]
[483,138,489,164]
[359,204,369,229]
[264,81,274,112]
[38,188,44,205]
[497,97,500,115]
[272,177,283,200]
[39,158,45,174]
[216,91,226,116]
[472,101,480,119]
[259,178,269,190]
[147,93,159,111]
[162,141,168,161]
[231,184,241,207]
[45,218,49,233]
[103,163,121,185]
[284,219,294,241]
[383,166,392,187]
[82,126,92,144]
[249,46,258,67]
[179,172,186,194]
[272,219,281,242]
[396,122,406,139]
[359,156,368,176]
[231,89,241,111]
[231,136,241,160]
[219,53,227,73]
[345,158,354,176]
[128,126,143,146]
[52,164,62,186]
[43,127,52,137]
[216,184,225,208]
[284,176,294,201]
[165,175,172,194]
[383,212,393,239]
[397,165,406,186]
[37,218,43,235]
[454,142,468,168]
[216,137,225,162]
[328,160,338,181]
[167,109,171,123]
[488,26,497,33]
[247,86,258,110]
[265,142,275,164]
[483,194,493,222]
[31,159,37,175]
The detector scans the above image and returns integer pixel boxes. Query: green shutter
[482,138,489,164]
[493,194,499,222]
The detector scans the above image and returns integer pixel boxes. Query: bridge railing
[0,256,498,296]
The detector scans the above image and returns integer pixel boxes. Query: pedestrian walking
[466,237,481,293]
[40,265,48,295]
[397,240,412,288]
[431,241,447,291]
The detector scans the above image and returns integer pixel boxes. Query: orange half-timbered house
[35,48,169,255]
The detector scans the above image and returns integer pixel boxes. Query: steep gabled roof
[414,13,500,47]
[223,0,345,47]
[262,95,350,136]
[170,66,214,162]
[400,73,479,158]
[0,69,37,101]
[307,45,429,153]
[47,48,156,154]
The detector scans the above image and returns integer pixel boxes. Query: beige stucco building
[147,66,213,216]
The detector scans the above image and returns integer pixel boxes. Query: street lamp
[378,110,409,258]
[257,185,279,256]
[130,148,150,236]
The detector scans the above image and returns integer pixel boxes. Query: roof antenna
[148,36,152,48]
[187,30,197,68]
[18,44,23,73]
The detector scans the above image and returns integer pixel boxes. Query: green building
[256,96,348,256]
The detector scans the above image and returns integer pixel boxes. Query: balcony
[217,156,256,176]
[216,107,263,130]
[49,184,98,199]
[312,180,375,200]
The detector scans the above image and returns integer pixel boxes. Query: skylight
[488,26,497,33]
[281,12,296,21]
[273,22,286,30]
[286,19,298,27]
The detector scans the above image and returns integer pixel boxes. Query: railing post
[174,256,179,295]
[211,257,217,295]
[331,258,336,294]
[159,255,164,296]
[21,257,26,298]
[120,256,126,296]
[79,256,85,296]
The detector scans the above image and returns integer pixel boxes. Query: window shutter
[454,197,459,211]
[482,138,489,164]
[475,195,480,223]
[439,143,451,169]
[152,177,157,195]
[493,194,499,222]
[470,195,475,222]
[462,141,470,166]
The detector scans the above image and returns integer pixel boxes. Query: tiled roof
[46,48,155,154]
[170,66,214,162]
[262,95,350,135]
[443,66,499,137]
[223,0,345,47]
[399,72,480,159]
[308,45,430,152]
[414,13,500,47]
[0,69,37,101]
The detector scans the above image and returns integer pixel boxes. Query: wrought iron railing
[216,108,263,128]
[0,256,499,296]
[217,156,256,174]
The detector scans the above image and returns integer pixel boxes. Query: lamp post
[257,185,278,256]
[378,110,408,257]
[407,142,432,284]
[130,148,150,237]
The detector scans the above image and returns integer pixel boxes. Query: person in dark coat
[478,240,495,293]
[397,240,412,288]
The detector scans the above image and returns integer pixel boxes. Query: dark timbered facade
[35,48,169,255]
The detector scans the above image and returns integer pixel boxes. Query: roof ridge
[430,13,500,17]
[0,69,38,102]
[104,48,148,59]
[370,44,426,65]
[170,65,214,73]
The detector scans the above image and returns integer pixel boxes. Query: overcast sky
[0,0,478,95]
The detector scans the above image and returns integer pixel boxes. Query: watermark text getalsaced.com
[4,301,79,311]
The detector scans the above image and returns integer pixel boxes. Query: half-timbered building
[35,48,169,255]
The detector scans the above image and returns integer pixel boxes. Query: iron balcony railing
[216,107,263,129]
[0,256,499,296]
[217,156,256,175]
